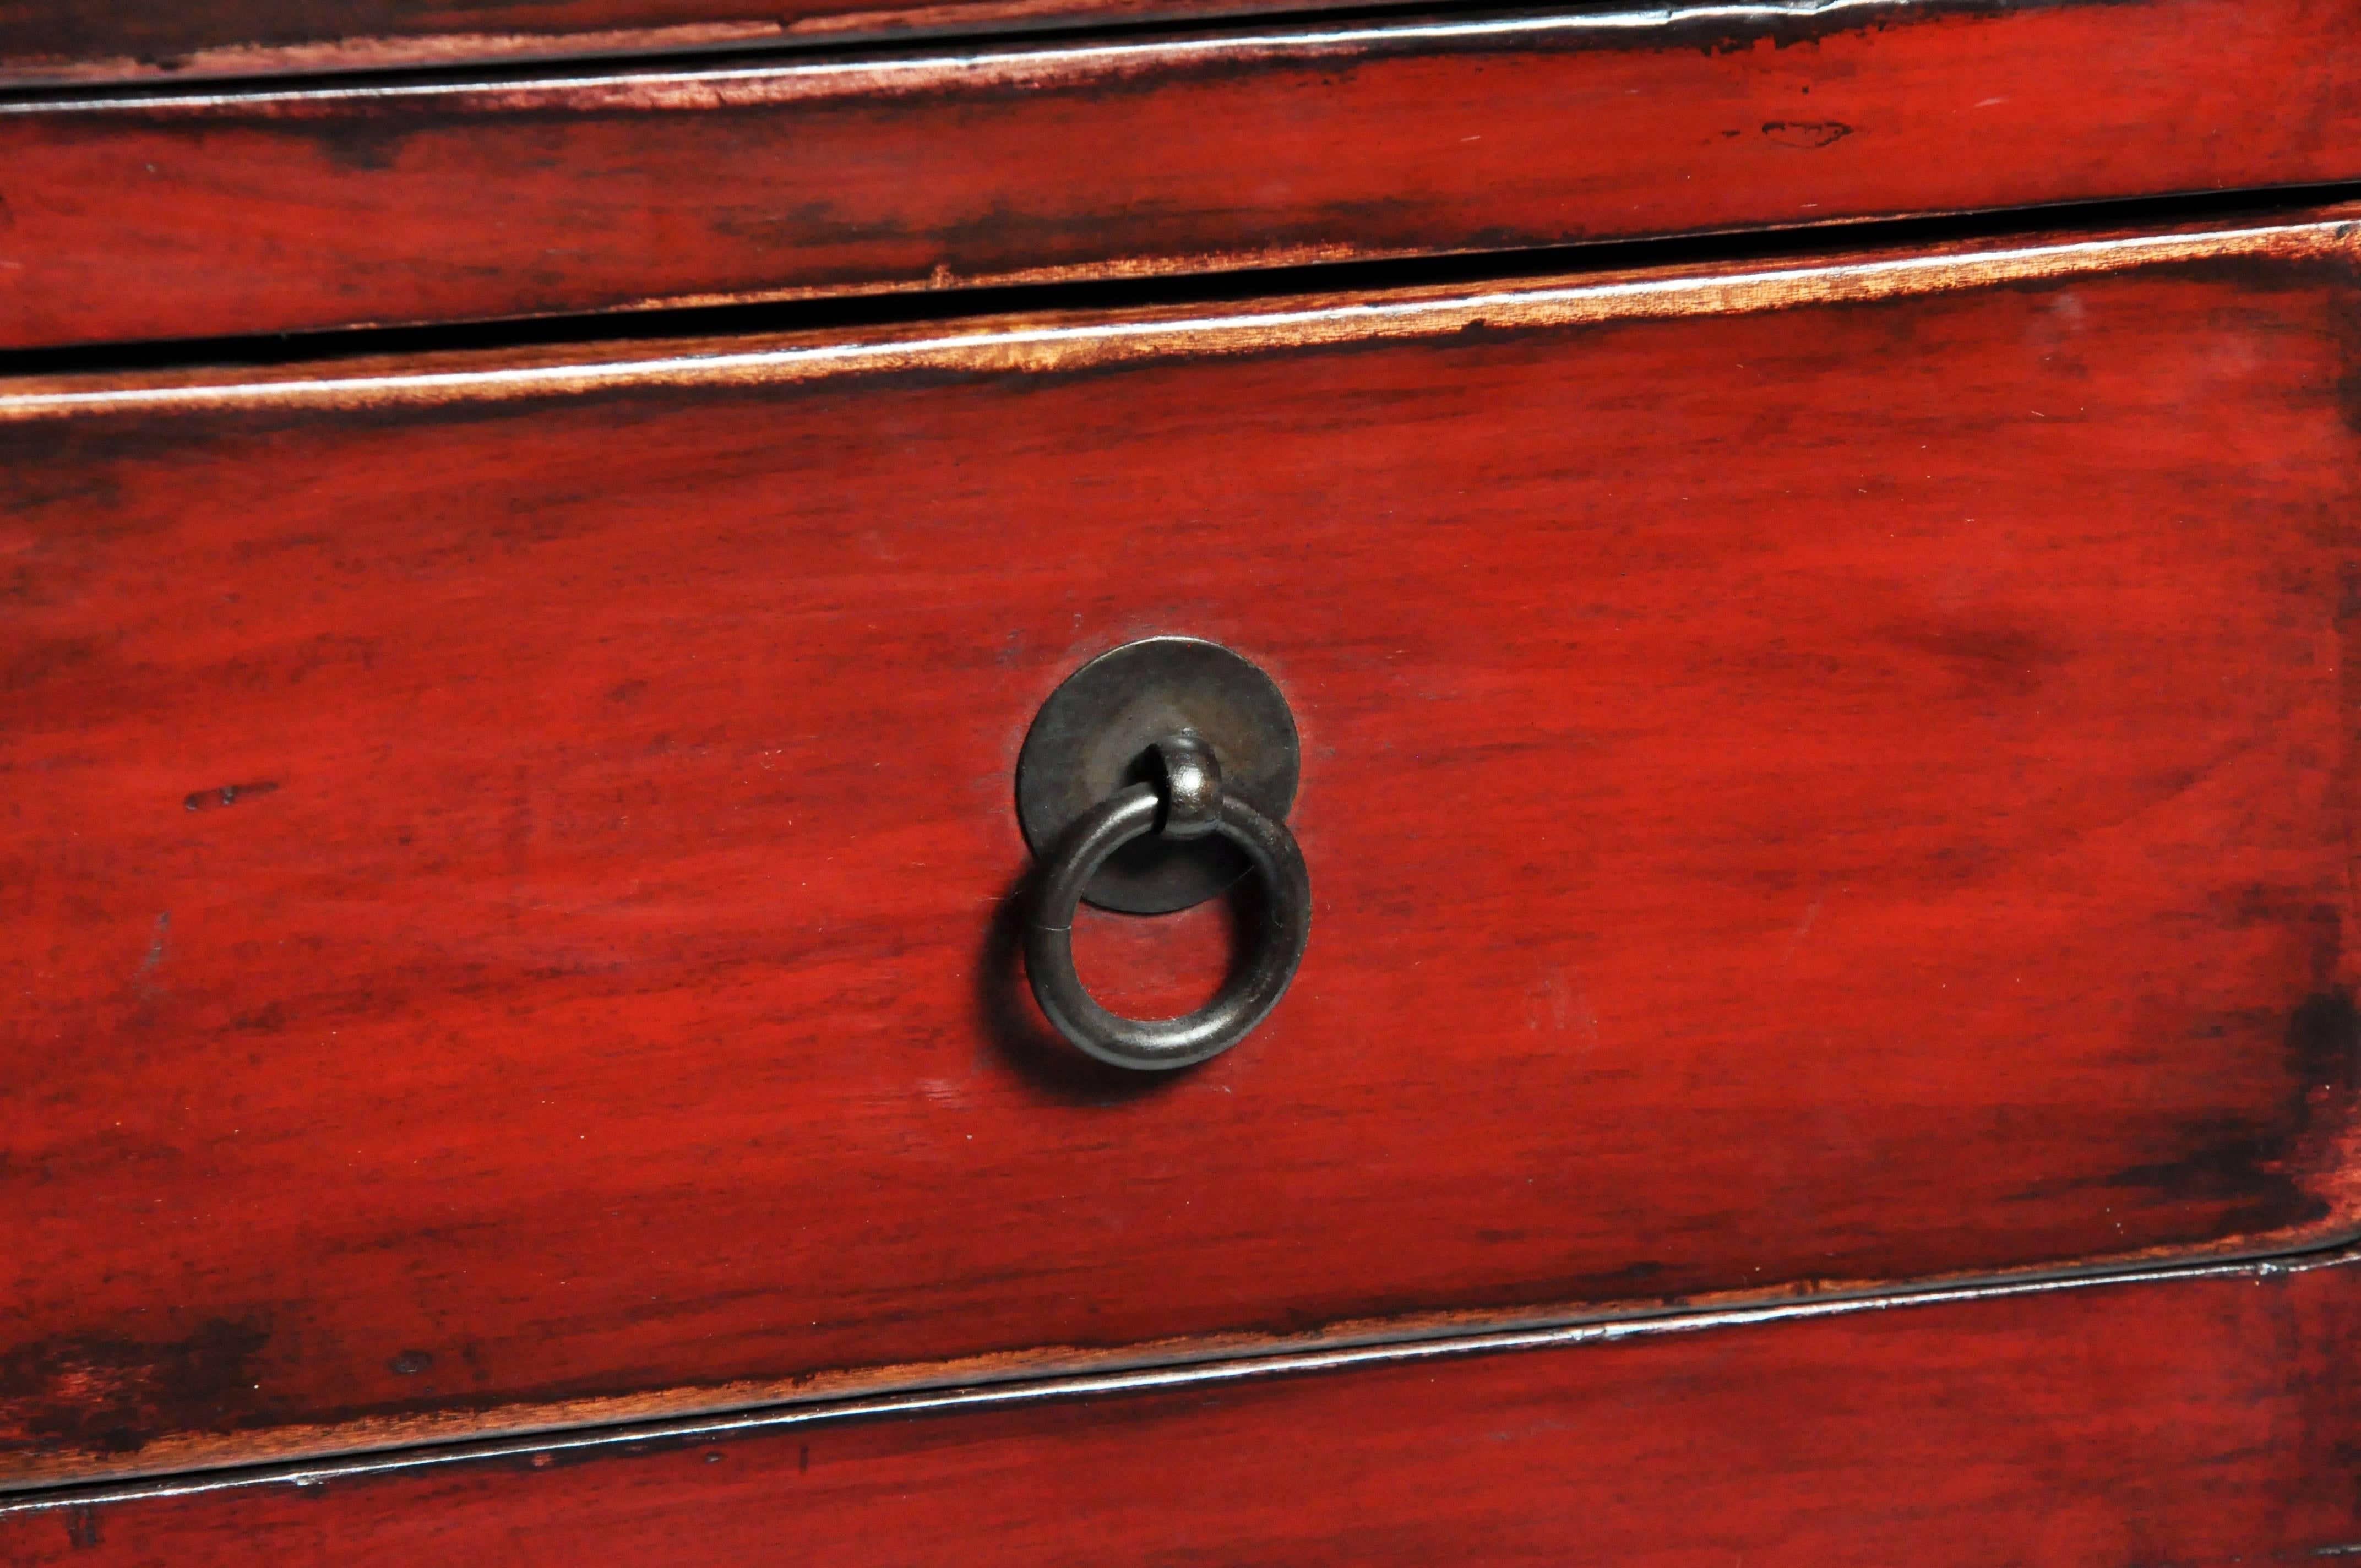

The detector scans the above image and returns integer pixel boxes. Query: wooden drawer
[3,1248,2355,1564]
[6,0,2361,350]
[3,0,2355,97]
[6,209,2361,1488]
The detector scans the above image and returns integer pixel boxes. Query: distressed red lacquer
[2,1253,2355,1565]
[4,0,2361,347]
[2,217,2359,1485]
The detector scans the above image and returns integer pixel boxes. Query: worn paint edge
[3,1217,2351,1497]
[0,21,796,91]
[2,1243,2350,1516]
[4,217,2353,422]
[0,0,1978,92]
[0,0,1954,115]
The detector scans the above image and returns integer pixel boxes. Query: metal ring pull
[1025,732,1312,1071]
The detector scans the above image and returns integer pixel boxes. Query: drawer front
[6,0,2361,350]
[3,1250,2355,1564]
[5,213,2361,1486]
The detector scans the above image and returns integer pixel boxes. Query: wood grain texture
[7,0,2361,350]
[3,1249,2358,1565]
[6,213,2361,1488]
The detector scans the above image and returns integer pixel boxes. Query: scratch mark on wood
[184,781,280,812]
[1781,888,1826,964]
[1762,119,1854,148]
[135,914,168,979]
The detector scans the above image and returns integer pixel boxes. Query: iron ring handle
[1024,739,1312,1072]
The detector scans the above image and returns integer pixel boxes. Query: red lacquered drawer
[4,209,2360,1488]
[5,0,2361,349]
[2,1249,2354,1564]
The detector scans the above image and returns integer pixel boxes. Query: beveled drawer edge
[4,1235,2354,1516]
[3,208,2354,422]
[0,0,1974,114]
[0,18,802,94]
[0,0,1938,90]
[2,1220,2352,1499]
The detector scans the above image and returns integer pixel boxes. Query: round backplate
[1016,638,1300,915]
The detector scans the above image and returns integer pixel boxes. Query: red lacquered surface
[0,0,1473,84]
[7,0,2361,349]
[3,1250,2356,1565]
[4,215,2360,1487]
